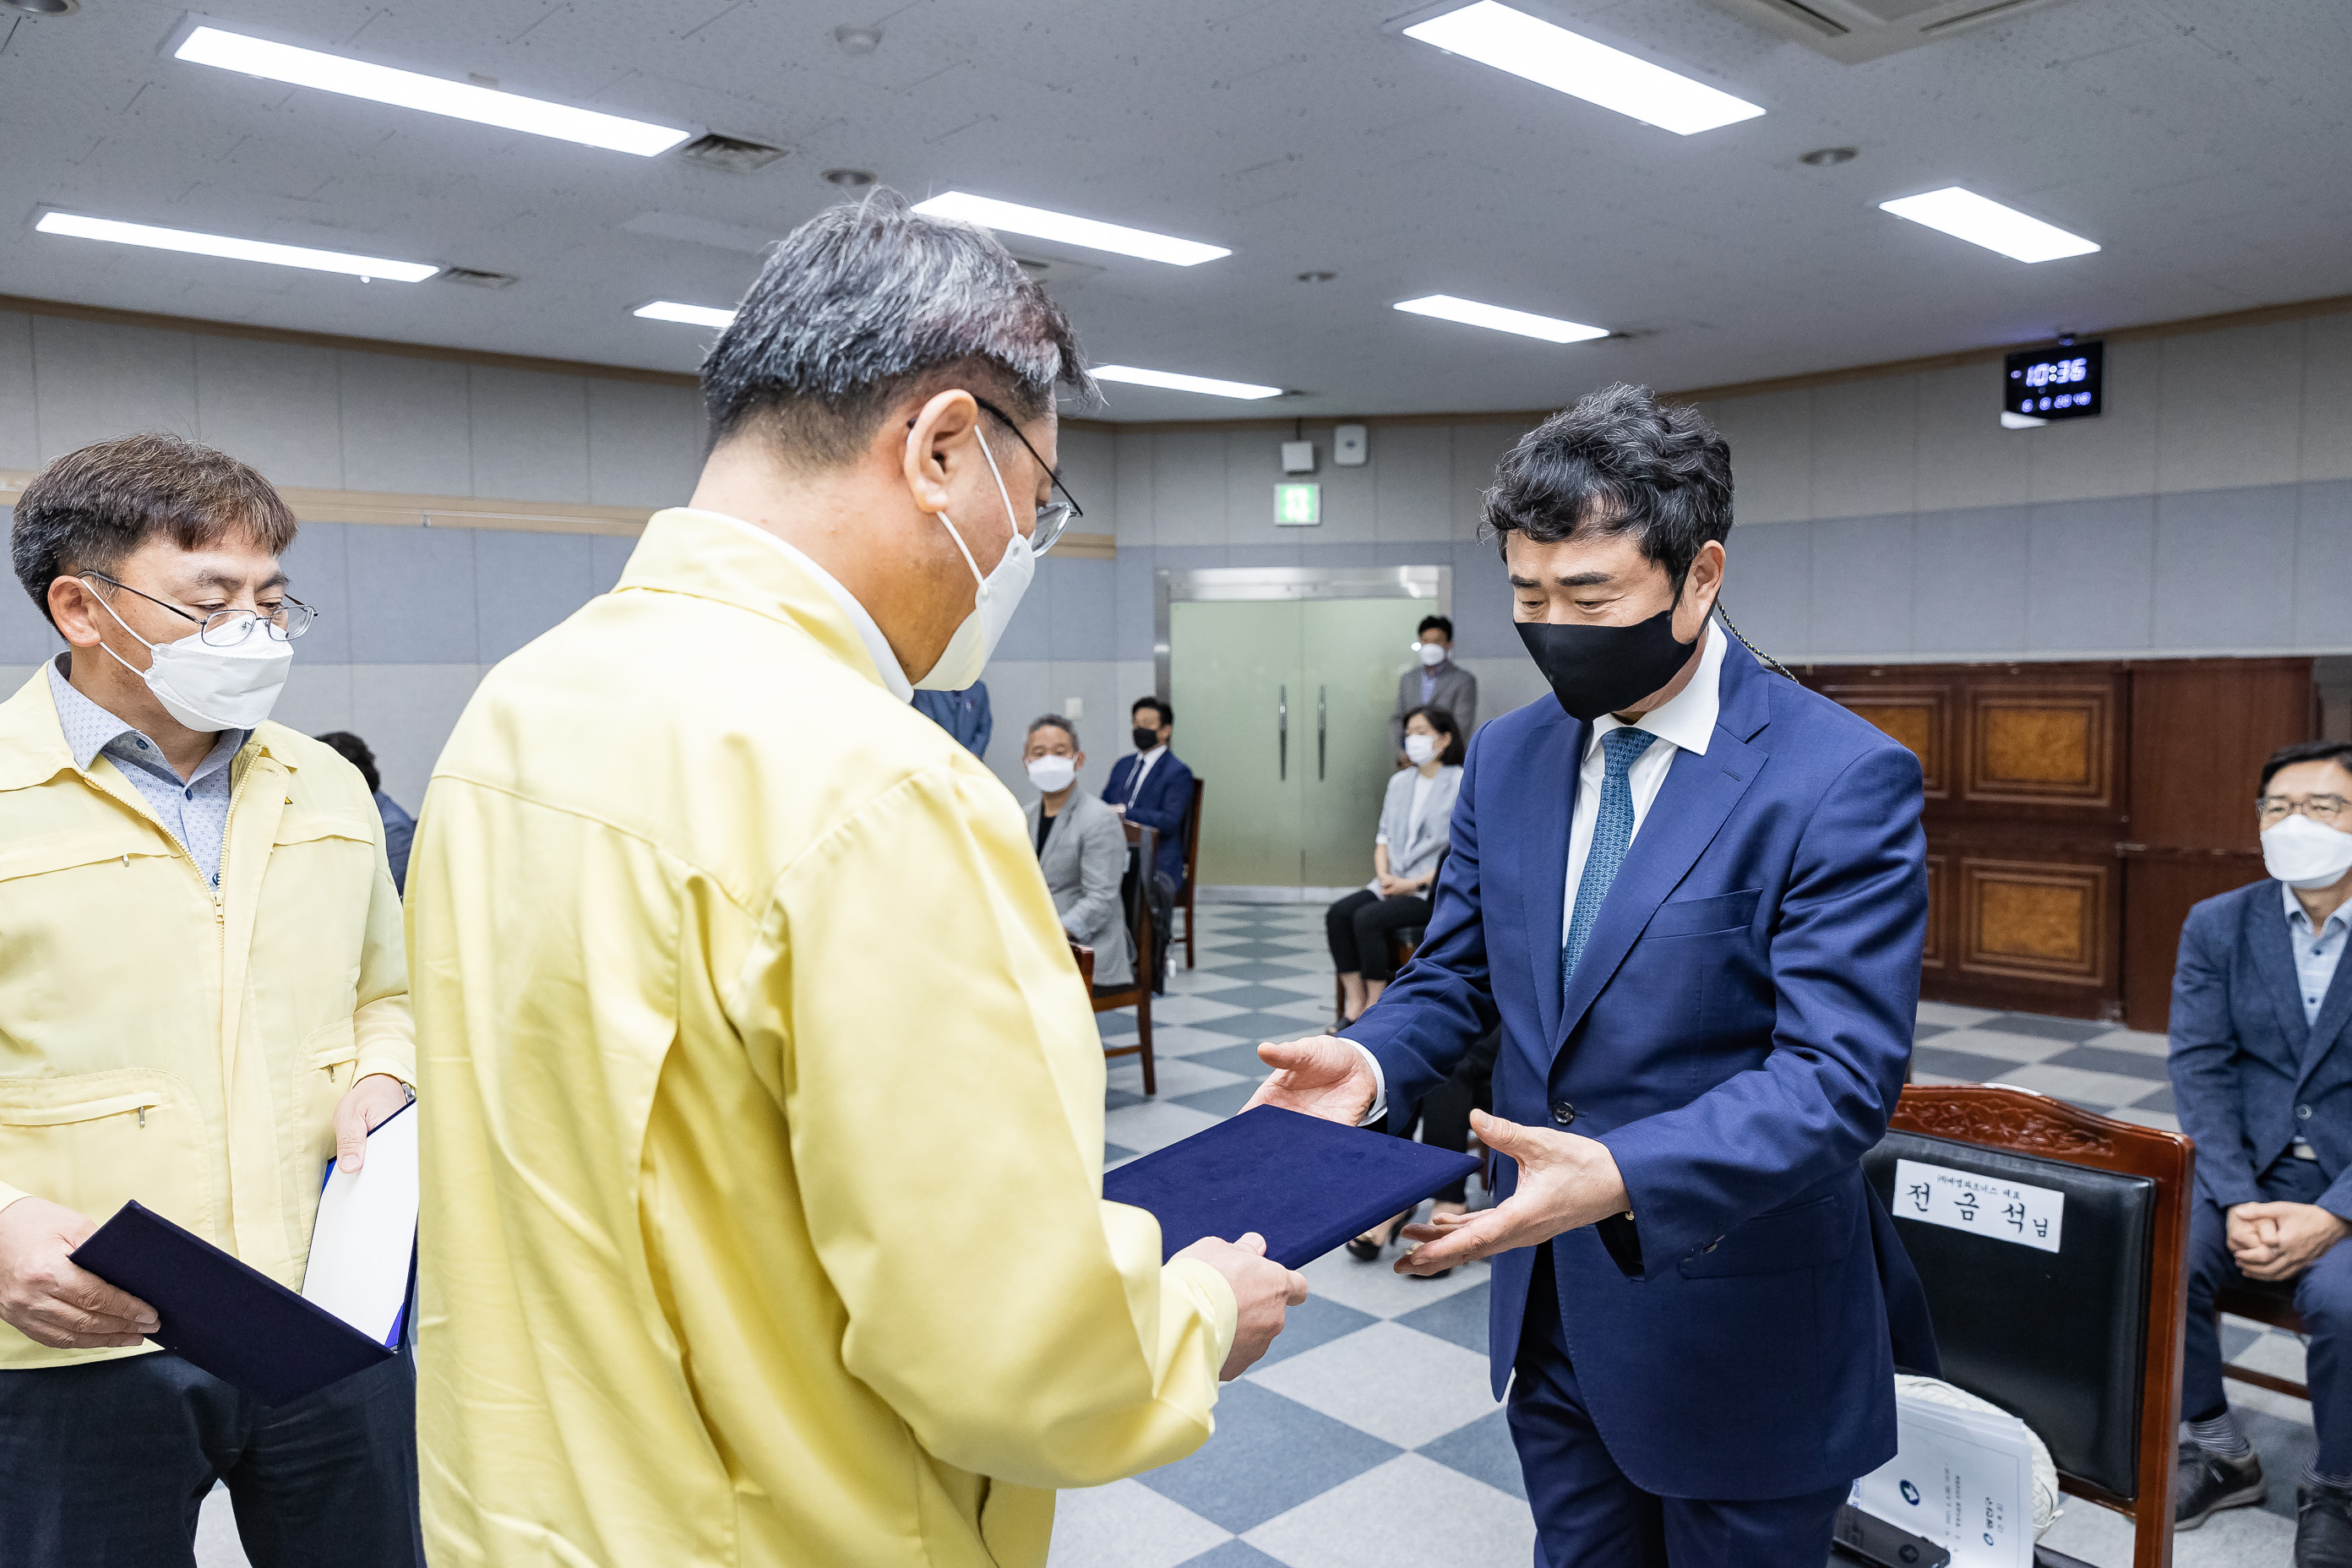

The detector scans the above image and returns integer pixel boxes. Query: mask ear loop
[910,417,1023,603]
[79,576,165,683]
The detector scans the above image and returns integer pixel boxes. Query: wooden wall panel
[1803,657,2313,1029]
[2126,657,2312,850]
[1958,858,2111,987]
[1965,689,2116,809]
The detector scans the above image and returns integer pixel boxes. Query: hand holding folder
[63,1099,419,1406]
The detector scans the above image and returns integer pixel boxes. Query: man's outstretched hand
[1393,1110,1631,1277]
[1243,1036,1376,1126]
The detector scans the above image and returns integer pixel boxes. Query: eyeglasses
[2257,793,2349,828]
[968,397,1085,555]
[84,573,318,646]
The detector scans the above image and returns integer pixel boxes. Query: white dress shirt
[1351,618,1729,1123]
[1125,743,1168,803]
[683,508,914,702]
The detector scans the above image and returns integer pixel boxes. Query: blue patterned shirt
[46,656,249,888]
[2285,881,2352,1028]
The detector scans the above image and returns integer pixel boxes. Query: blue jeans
[1509,1244,1848,1567]
[0,1341,420,1568]
[2184,1153,2352,1476]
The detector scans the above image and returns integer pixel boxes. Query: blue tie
[1562,727,1659,992]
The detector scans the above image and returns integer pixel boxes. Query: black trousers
[1326,888,1432,983]
[0,1341,422,1568]
[1385,1024,1500,1204]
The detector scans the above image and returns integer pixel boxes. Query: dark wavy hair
[702,188,1092,467]
[1402,704,1467,766]
[1482,383,1732,591]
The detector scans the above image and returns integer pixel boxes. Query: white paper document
[1892,1157,2065,1254]
[1850,1390,2036,1568]
[300,1099,418,1348]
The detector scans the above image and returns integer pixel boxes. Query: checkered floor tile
[1074,901,2312,1568]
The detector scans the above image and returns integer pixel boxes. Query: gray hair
[1026,713,1079,750]
[701,187,1094,466]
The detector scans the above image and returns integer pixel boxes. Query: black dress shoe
[2300,1484,2352,1567]
[2175,1444,2266,1528]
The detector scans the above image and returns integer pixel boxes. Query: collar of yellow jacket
[0,665,298,794]
[623,508,917,700]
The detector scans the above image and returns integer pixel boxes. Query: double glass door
[1166,577,1440,890]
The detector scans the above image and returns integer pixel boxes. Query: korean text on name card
[1892,1158,2065,1255]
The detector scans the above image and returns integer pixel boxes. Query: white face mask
[913,427,1037,692]
[1418,641,1447,668]
[89,583,291,732]
[2262,814,2352,891]
[1026,754,1077,793]
[1404,732,1439,766]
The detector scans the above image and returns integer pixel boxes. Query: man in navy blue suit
[2169,739,2352,1566]
[1103,694,1193,893]
[1249,384,1934,1566]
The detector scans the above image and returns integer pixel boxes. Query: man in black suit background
[1104,694,1193,894]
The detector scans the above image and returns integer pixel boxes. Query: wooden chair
[1864,1084,2191,1568]
[1179,777,1205,968]
[2218,1276,2311,1401]
[1089,820,1157,1096]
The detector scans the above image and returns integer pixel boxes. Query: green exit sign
[1274,482,1320,526]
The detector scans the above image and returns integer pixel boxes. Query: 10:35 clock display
[2004,340,2104,422]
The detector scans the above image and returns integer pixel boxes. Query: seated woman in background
[1325,704,1462,1026]
[1021,715,1133,993]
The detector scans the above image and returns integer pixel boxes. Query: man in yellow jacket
[409,188,1307,1568]
[0,434,418,1564]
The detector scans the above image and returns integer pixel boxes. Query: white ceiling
[1,0,2346,422]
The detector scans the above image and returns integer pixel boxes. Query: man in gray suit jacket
[1021,715,1132,990]
[1388,614,1477,764]
[2171,739,2352,1567]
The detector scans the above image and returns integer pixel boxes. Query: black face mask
[1516,607,1696,722]
[1133,727,1160,752]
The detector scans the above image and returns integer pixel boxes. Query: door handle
[1317,686,1326,781]
[1278,684,1288,781]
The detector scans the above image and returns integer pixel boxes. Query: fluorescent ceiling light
[1393,294,1608,343]
[634,301,737,329]
[1402,2,1763,136]
[2001,411,2049,429]
[1092,366,1282,400]
[910,193,1229,266]
[1878,188,2100,263]
[173,24,692,157]
[35,211,438,280]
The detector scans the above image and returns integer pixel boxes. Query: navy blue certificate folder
[1103,1105,1483,1270]
[70,1200,395,1407]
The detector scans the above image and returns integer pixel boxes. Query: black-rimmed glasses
[84,572,318,646]
[970,397,1085,554]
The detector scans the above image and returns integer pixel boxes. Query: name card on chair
[1892,1158,2066,1255]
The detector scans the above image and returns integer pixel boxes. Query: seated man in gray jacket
[2171,738,2352,1567]
[1021,715,1132,991]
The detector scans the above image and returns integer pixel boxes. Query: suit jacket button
[2300,1104,2316,1121]
[1550,1101,1576,1127]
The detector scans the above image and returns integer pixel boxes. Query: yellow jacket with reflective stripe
[0,669,414,1369]
[409,507,1234,1568]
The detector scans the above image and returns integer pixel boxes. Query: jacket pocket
[0,829,172,884]
[273,810,378,850]
[1678,1189,1854,1278]
[1646,887,1761,939]
[0,1070,213,1237]
[300,1017,362,1113]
